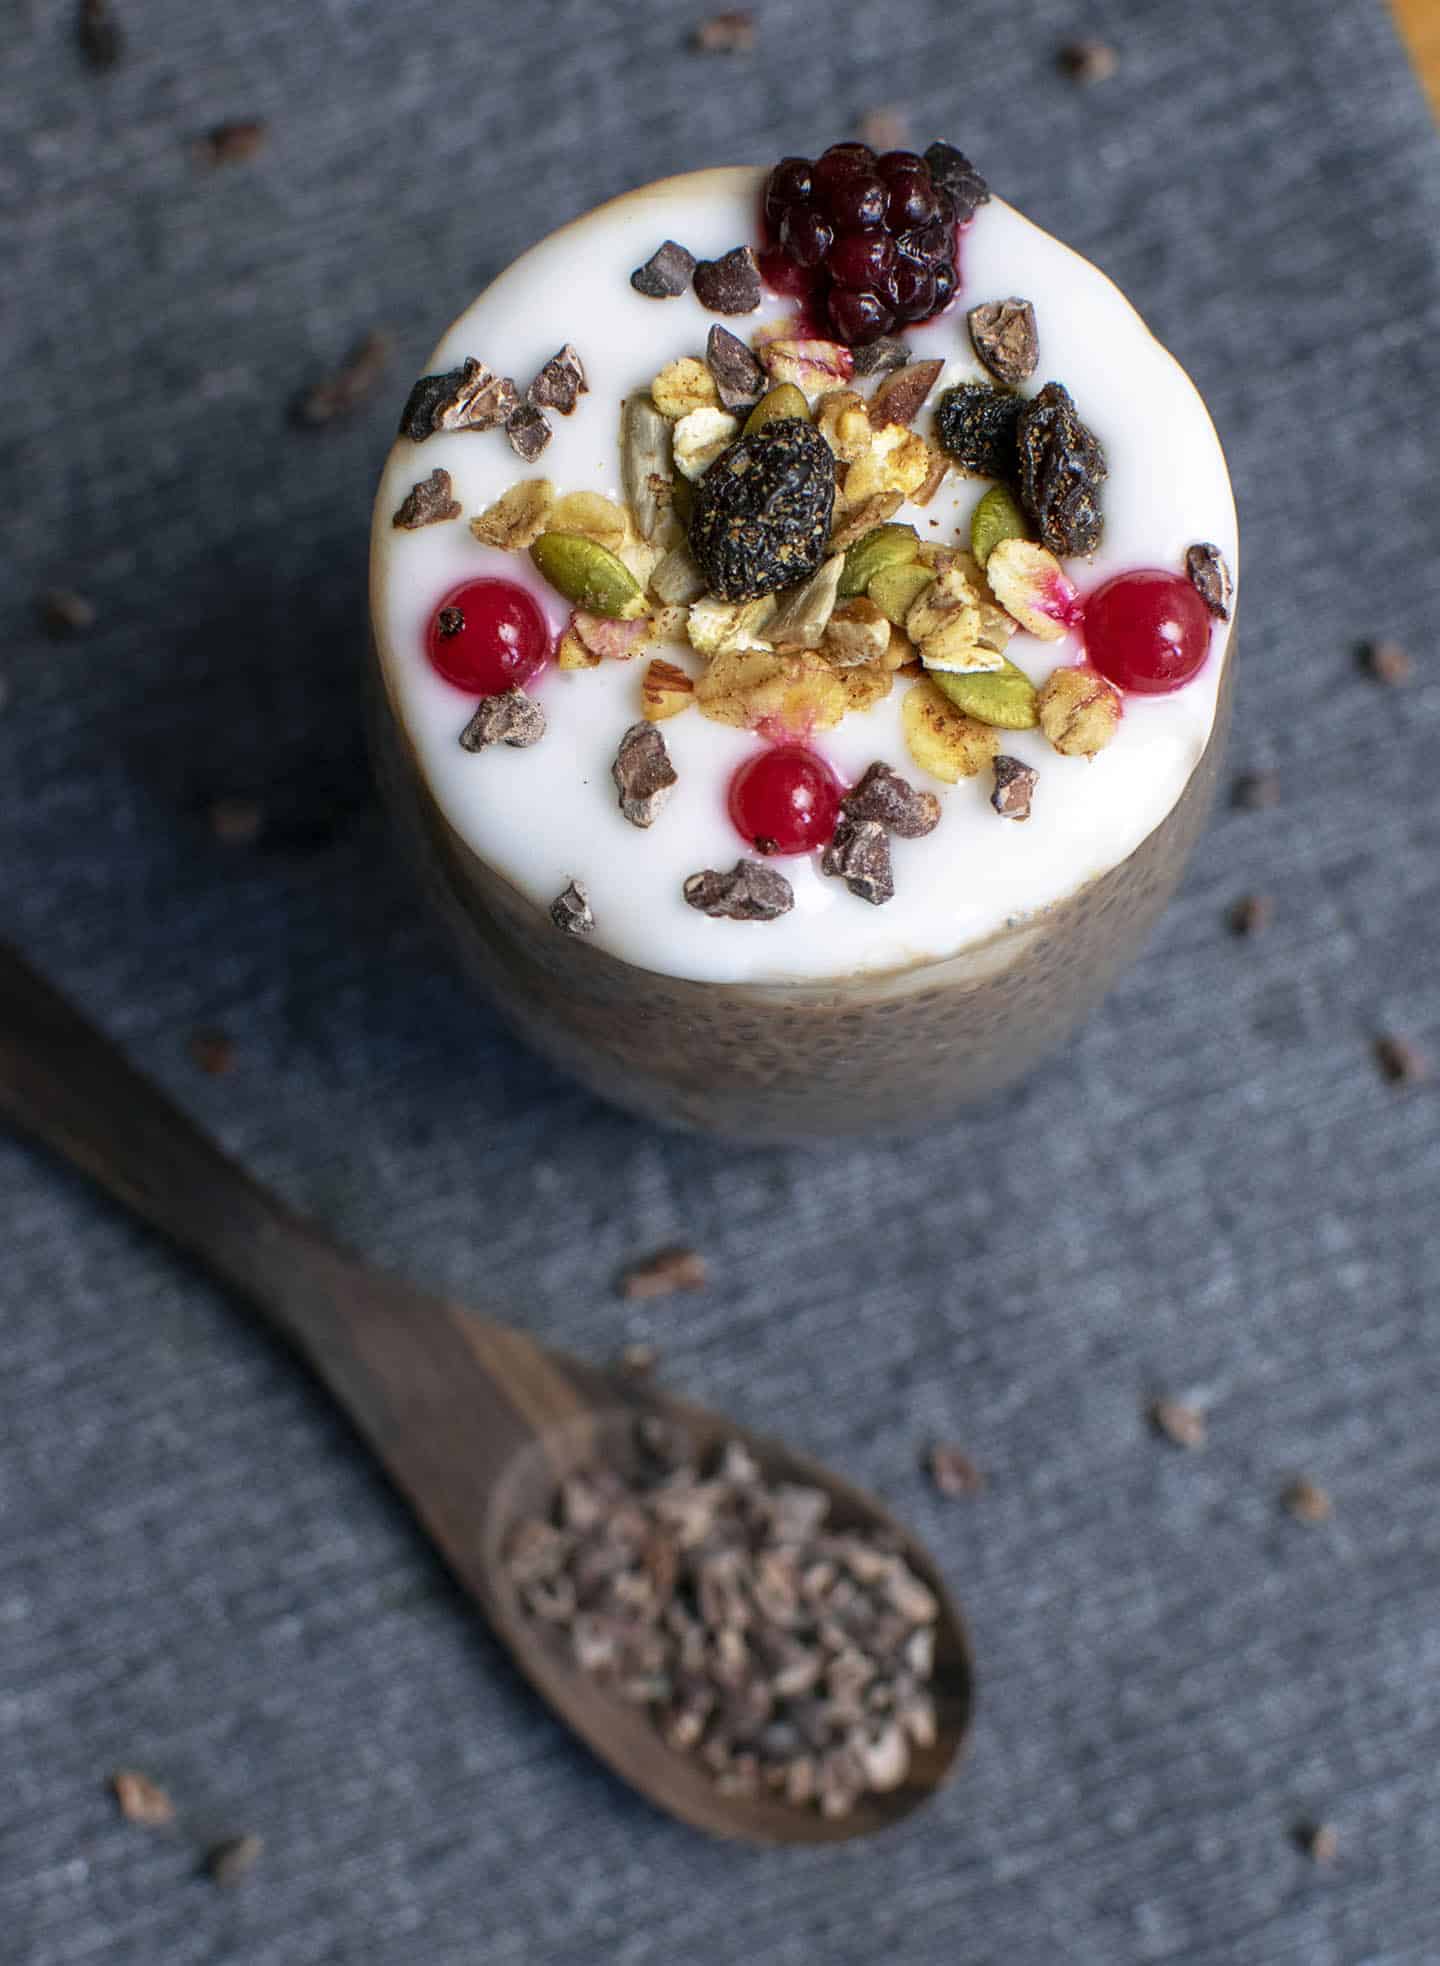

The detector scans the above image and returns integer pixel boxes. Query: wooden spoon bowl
[0,941,974,1844]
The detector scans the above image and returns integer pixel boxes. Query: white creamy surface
[370,167,1237,985]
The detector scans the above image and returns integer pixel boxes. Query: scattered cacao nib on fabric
[208,797,265,846]
[923,143,989,225]
[612,721,678,827]
[1229,893,1273,938]
[968,299,1039,387]
[37,588,97,637]
[706,324,765,409]
[1059,38,1119,83]
[684,859,794,921]
[935,384,1025,481]
[1373,1033,1430,1086]
[526,343,588,415]
[618,1246,708,1300]
[189,1030,236,1077]
[192,119,268,168]
[206,1833,263,1888]
[77,0,124,71]
[505,1426,940,1816]
[1232,769,1280,810]
[1357,638,1411,685]
[630,240,697,299]
[1148,1398,1207,1451]
[505,402,552,460]
[460,688,546,752]
[857,105,911,151]
[1016,381,1107,556]
[693,245,762,315]
[990,755,1038,821]
[392,467,462,530]
[842,761,941,838]
[110,1769,175,1827]
[397,357,517,441]
[550,879,594,937]
[1281,1476,1333,1525]
[293,329,394,427]
[849,336,910,379]
[1294,1821,1340,1865]
[615,1341,659,1376]
[822,816,894,906]
[868,358,945,429]
[1185,542,1233,621]
[926,1443,987,1497]
[689,418,836,599]
[691,9,756,53]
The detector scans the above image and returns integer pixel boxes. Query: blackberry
[688,419,836,601]
[934,384,1025,481]
[759,140,976,346]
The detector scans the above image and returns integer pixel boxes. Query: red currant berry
[780,205,834,268]
[426,579,550,695]
[727,744,843,856]
[1083,569,1213,694]
[827,286,896,344]
[764,156,814,232]
[826,228,896,290]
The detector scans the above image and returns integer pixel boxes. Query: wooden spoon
[0,941,974,1843]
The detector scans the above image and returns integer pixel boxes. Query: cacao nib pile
[505,1425,942,1817]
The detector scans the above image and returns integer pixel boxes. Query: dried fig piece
[866,359,944,429]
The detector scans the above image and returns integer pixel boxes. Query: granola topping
[374,160,1236,982]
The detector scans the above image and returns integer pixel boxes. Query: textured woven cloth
[2,1,1438,1960]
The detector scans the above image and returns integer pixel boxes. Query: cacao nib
[391,468,461,529]
[1185,543,1233,621]
[841,762,940,838]
[683,860,794,921]
[990,755,1037,821]
[630,241,697,298]
[611,722,677,827]
[706,324,765,409]
[967,299,1039,386]
[821,816,894,906]
[550,880,594,936]
[459,688,545,751]
[505,403,552,460]
[923,144,989,225]
[693,246,762,315]
[526,343,587,415]
[398,357,517,440]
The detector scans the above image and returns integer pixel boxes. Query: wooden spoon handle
[0,940,345,1347]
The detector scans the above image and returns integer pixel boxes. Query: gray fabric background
[2,0,1438,1960]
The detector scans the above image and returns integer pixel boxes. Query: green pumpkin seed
[530,532,646,618]
[969,484,1030,567]
[743,383,810,435]
[867,562,935,627]
[838,523,921,599]
[932,657,1038,730]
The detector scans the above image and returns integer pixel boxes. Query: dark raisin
[934,384,1024,481]
[687,420,836,601]
[1015,381,1108,557]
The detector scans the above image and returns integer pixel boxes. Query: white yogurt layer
[370,167,1237,986]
